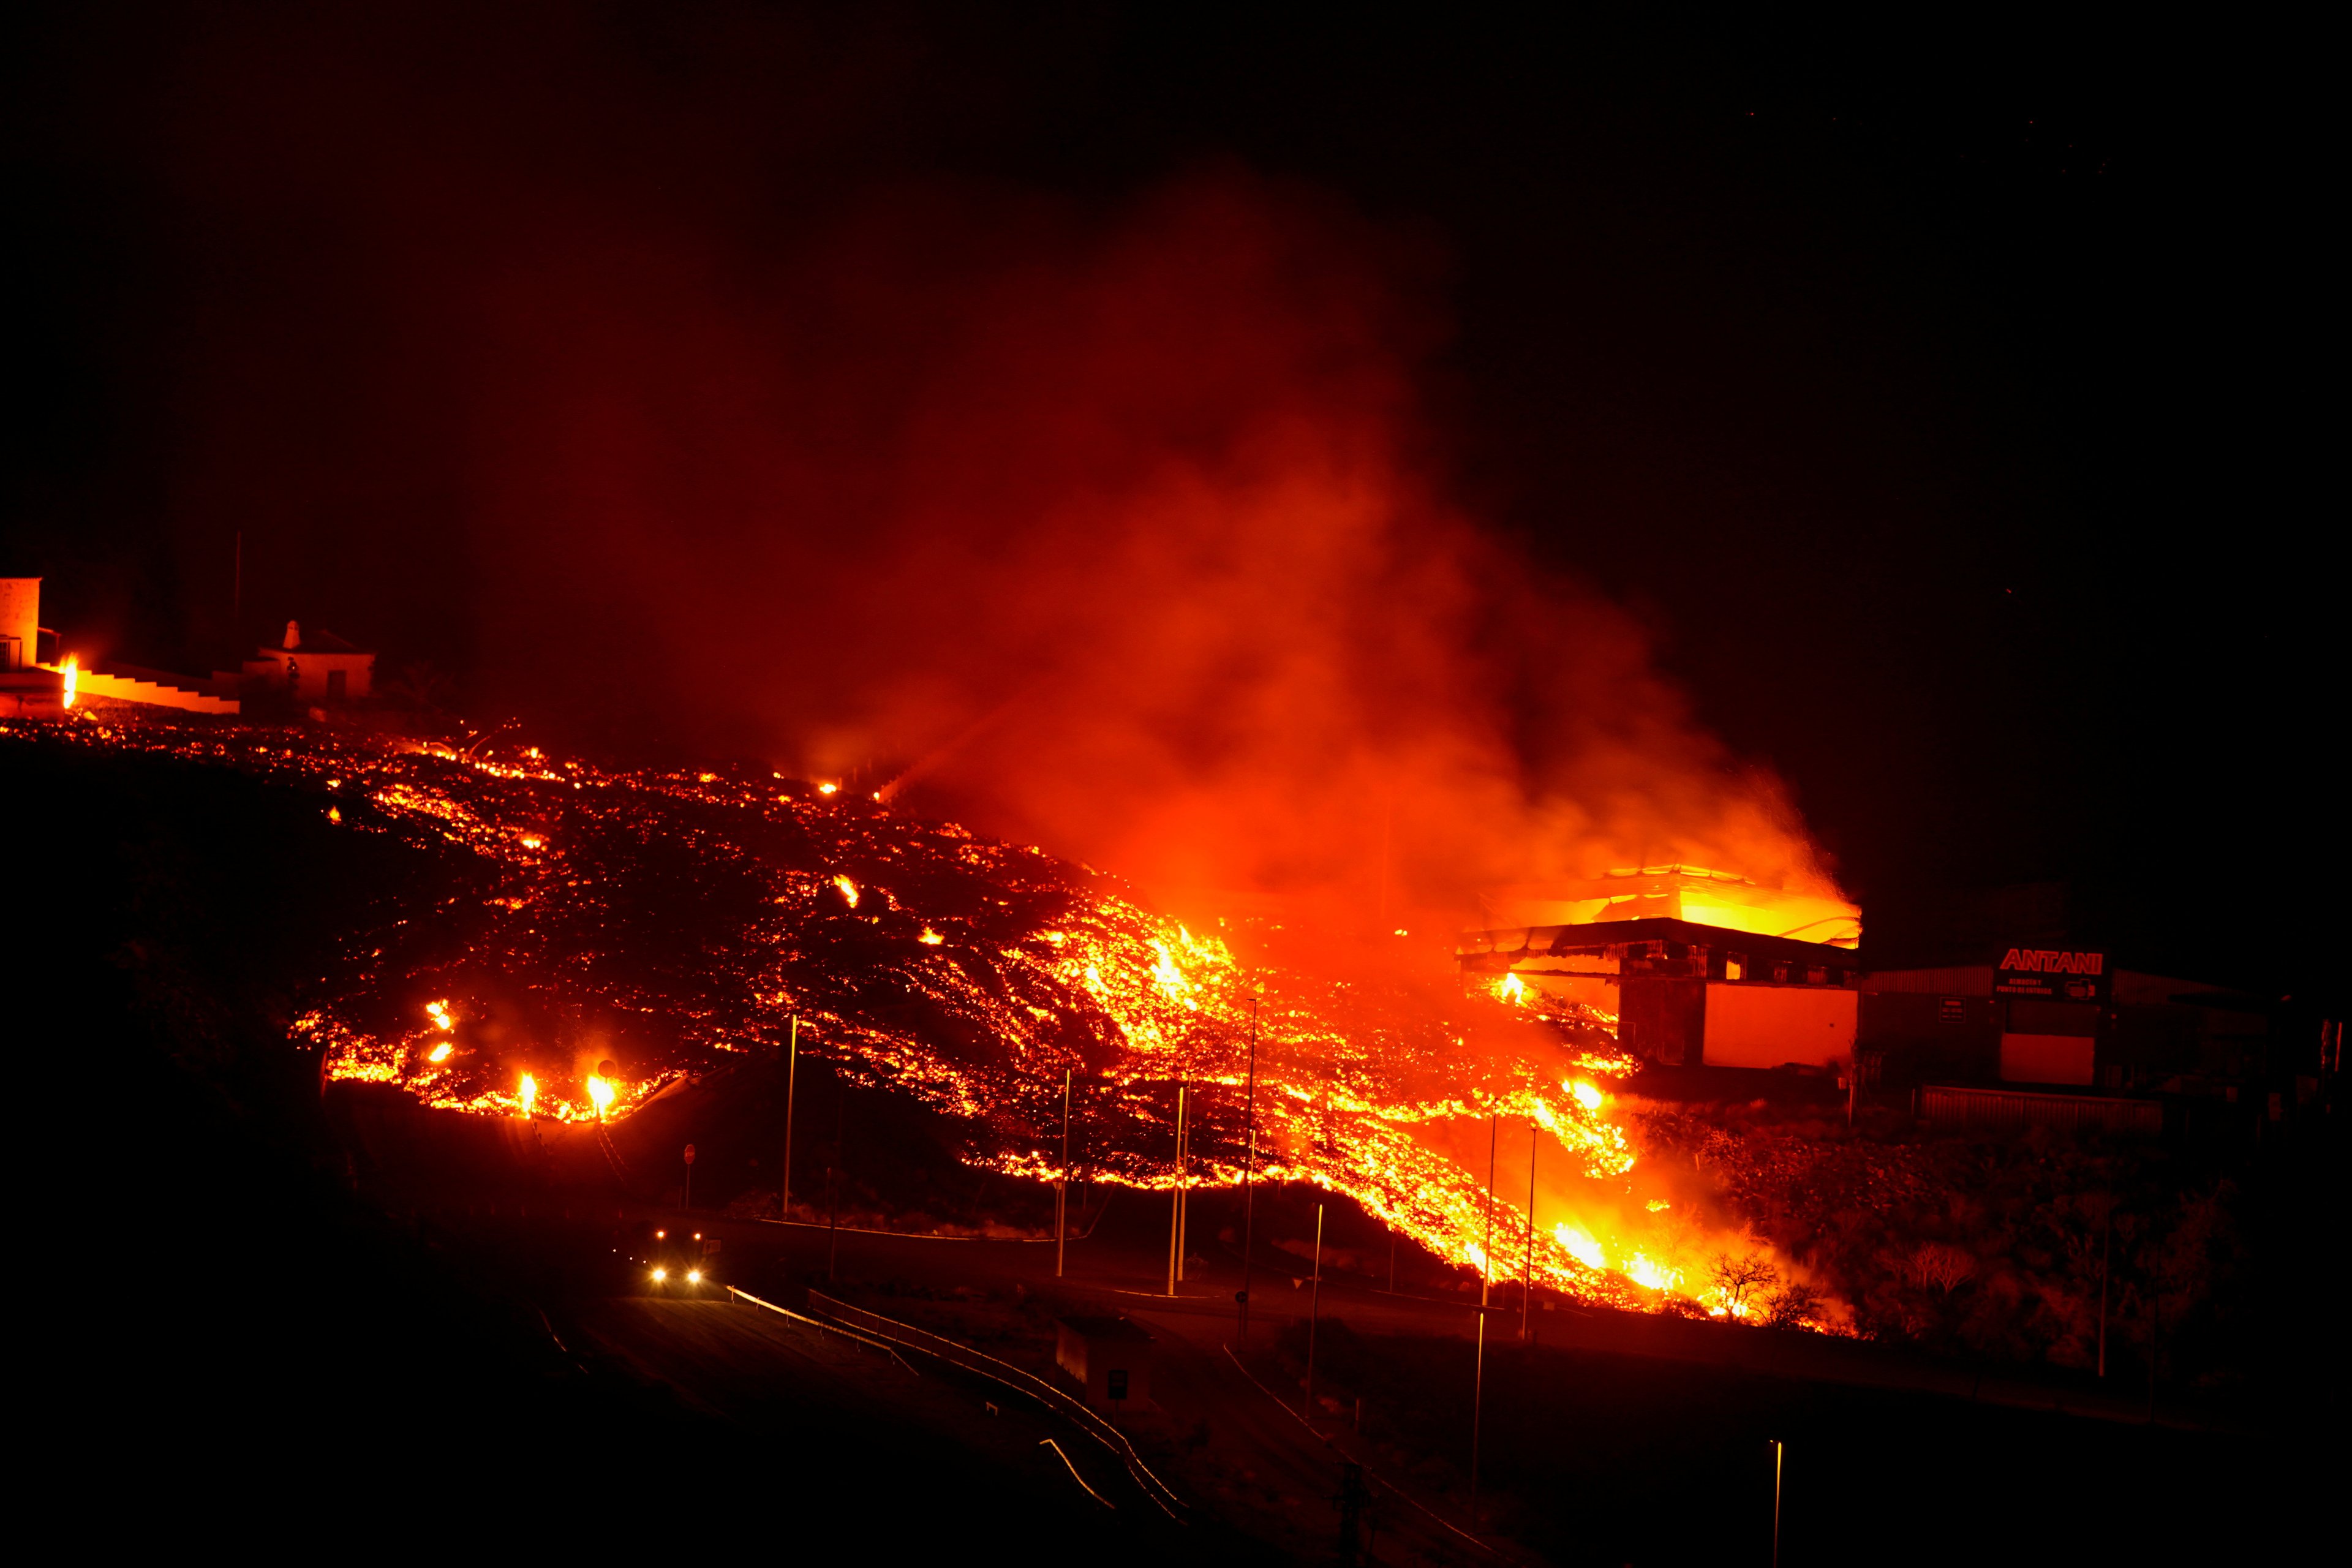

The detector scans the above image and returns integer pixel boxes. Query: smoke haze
[70,6,1848,914]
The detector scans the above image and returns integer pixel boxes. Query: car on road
[619,1219,723,1292]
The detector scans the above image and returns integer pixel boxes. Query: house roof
[257,628,372,656]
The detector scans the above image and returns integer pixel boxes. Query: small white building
[235,621,375,703]
[0,577,66,718]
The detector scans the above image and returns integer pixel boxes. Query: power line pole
[1238,997,1262,1340]
[2096,1210,2111,1378]
[1523,1119,1538,1341]
[1469,1111,1496,1518]
[1057,1067,1072,1278]
[1771,1439,1784,1568]
[780,1015,799,1219]
[1166,1084,1187,1296]
[1177,1084,1192,1281]
[826,1087,845,1280]
[1303,1200,1325,1421]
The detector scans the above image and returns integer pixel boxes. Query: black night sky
[6,6,2337,993]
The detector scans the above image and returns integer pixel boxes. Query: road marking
[1040,1439,1116,1509]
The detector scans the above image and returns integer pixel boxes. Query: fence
[805,1290,1187,1520]
[1915,1084,2163,1137]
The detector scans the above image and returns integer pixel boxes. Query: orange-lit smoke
[452,179,1843,918]
[146,13,1845,919]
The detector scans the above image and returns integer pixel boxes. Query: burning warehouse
[1459,865,1865,1070]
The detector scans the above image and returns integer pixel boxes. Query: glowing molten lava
[18,712,1823,1324]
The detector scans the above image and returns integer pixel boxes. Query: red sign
[683,1144,696,1164]
[1994,948,2108,1001]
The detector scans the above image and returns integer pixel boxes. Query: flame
[1626,1254,1681,1294]
[817,783,839,796]
[60,655,78,709]
[1568,1079,1604,1112]
[587,1075,616,1117]
[426,1042,453,1064]
[1555,1223,1607,1272]
[326,805,342,824]
[518,1072,537,1117]
[1497,972,1526,1005]
[426,1000,453,1031]
[518,833,545,851]
[918,927,944,944]
[833,875,860,907]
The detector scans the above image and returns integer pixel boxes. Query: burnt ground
[13,733,2337,1562]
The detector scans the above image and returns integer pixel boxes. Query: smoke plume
[138,6,1844,918]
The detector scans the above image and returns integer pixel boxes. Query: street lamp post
[1057,1068,1072,1279]
[1523,1119,1537,1341]
[1302,1200,1325,1421]
[1238,996,1262,1340]
[1166,1084,1188,1296]
[780,1015,799,1220]
[1771,1438,1785,1568]
[1469,1111,1496,1518]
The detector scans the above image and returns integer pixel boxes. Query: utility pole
[825,1166,839,1278]
[1303,1200,1325,1421]
[1239,997,1262,1340]
[1771,1439,1784,1568]
[682,1143,695,1210]
[1469,1112,1496,1518]
[826,1087,845,1280]
[780,1016,799,1219]
[1057,1067,1072,1278]
[1523,1119,1538,1341]
[1177,1084,1191,1281]
[2097,1211,2111,1378]
[1167,1084,1187,1296]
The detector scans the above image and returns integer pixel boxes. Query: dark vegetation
[1633,1096,2342,1415]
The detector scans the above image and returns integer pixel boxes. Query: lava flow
[12,709,1815,1323]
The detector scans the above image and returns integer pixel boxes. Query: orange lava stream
[9,710,1792,1319]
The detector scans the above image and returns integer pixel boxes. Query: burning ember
[9,710,1820,1323]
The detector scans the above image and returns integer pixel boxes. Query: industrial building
[1857,952,2272,1093]
[1458,867,1866,1070]
[1457,869,2301,1131]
